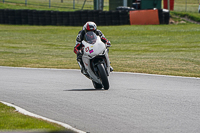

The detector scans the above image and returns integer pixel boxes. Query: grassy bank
[0,24,200,77]
[171,11,200,22]
[0,102,74,132]
[0,0,109,11]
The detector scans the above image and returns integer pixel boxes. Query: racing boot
[109,61,113,72]
[77,51,86,74]
[110,66,113,72]
[78,60,87,75]
[80,62,90,78]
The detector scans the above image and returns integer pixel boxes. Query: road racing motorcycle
[78,31,111,90]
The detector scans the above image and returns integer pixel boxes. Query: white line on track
[1,66,199,80]
[1,101,86,133]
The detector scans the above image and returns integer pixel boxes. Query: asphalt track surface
[1,66,200,133]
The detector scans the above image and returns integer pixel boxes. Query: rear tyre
[92,81,102,89]
[97,64,109,90]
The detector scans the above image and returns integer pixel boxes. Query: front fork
[93,60,109,77]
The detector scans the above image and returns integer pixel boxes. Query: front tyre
[97,64,109,90]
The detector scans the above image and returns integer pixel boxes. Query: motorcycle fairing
[82,36,110,84]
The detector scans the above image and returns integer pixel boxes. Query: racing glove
[106,41,111,48]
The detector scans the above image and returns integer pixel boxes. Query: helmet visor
[85,31,97,44]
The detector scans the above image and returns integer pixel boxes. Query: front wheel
[97,64,109,90]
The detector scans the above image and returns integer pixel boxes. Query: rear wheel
[97,64,109,90]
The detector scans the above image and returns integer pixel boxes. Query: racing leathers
[74,29,111,54]
[74,30,112,74]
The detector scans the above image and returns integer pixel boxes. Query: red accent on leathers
[101,37,110,46]
[74,43,82,54]
[101,37,107,42]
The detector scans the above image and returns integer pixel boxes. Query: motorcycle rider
[74,21,113,74]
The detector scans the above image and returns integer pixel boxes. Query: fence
[0,0,109,11]
[173,0,200,12]
[1,0,200,12]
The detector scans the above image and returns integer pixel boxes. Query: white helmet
[83,21,97,32]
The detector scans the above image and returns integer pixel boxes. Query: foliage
[171,11,200,22]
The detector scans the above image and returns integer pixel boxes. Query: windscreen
[85,31,97,44]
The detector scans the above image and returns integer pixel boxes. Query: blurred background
[0,0,200,12]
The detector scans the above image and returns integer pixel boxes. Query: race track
[0,66,200,133]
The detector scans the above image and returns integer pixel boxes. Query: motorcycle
[78,31,111,90]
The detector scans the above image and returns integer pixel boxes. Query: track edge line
[0,101,86,133]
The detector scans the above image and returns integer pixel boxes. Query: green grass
[0,0,109,11]
[0,24,200,78]
[0,102,74,132]
[174,0,200,12]
[1,0,199,12]
[108,24,200,77]
[0,1,88,11]
[171,11,200,22]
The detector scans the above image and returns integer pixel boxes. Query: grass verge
[0,102,75,132]
[0,1,109,11]
[0,24,200,77]
[171,11,200,22]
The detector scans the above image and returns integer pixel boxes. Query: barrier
[0,9,129,26]
[0,9,169,26]
[157,9,169,24]
[163,0,174,11]
[129,9,160,25]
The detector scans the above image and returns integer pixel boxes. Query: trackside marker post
[199,3,200,13]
